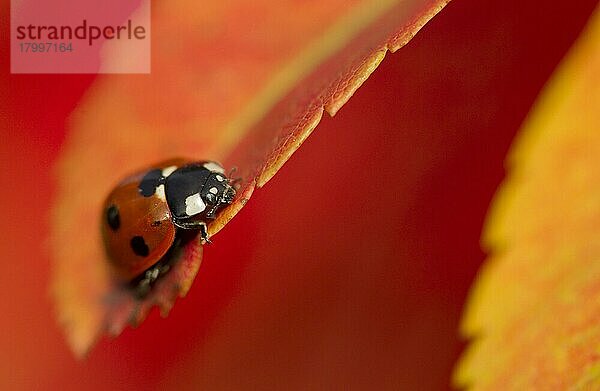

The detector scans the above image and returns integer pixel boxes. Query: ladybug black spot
[106,205,120,231]
[139,168,164,197]
[130,236,150,257]
[151,220,161,227]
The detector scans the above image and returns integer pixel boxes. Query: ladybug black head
[203,175,236,219]
[222,186,235,204]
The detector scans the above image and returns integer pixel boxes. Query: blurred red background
[1,0,597,389]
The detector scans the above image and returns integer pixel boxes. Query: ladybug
[101,158,236,292]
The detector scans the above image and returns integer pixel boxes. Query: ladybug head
[222,185,236,204]
[203,173,236,219]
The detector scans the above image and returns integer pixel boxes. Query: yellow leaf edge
[454,5,600,389]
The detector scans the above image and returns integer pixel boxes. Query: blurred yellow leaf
[455,6,600,390]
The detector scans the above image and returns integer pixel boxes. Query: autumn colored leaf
[51,0,449,357]
[454,6,600,390]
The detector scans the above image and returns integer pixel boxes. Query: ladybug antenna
[228,167,242,189]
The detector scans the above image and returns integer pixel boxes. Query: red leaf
[51,0,449,356]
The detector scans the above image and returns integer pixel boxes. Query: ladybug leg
[206,205,219,219]
[134,262,171,298]
[176,220,212,244]
[198,222,212,244]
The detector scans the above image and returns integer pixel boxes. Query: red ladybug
[101,158,236,291]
